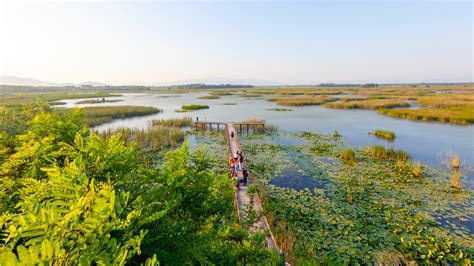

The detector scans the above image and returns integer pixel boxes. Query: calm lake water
[57,92,474,179]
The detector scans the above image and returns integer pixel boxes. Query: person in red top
[230,157,237,176]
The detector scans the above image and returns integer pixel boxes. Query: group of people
[230,150,248,187]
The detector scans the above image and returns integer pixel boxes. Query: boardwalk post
[217,124,220,131]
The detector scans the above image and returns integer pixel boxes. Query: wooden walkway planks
[195,121,265,132]
[225,123,279,252]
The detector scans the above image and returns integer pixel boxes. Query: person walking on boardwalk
[233,154,239,176]
[238,152,244,170]
[243,169,248,186]
[230,156,238,177]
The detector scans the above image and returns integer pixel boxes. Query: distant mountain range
[0,76,109,87]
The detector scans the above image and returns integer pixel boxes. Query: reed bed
[325,99,409,110]
[64,106,161,126]
[150,117,193,127]
[99,125,184,151]
[377,106,474,125]
[366,145,409,161]
[240,118,276,131]
[273,96,334,106]
[415,94,474,108]
[181,104,209,110]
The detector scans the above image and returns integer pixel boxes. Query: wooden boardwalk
[225,123,279,252]
[195,121,265,132]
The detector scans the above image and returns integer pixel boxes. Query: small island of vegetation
[370,129,396,140]
[181,104,210,110]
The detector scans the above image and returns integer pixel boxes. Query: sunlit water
[56,92,474,179]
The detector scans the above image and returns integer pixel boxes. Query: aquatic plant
[451,171,461,189]
[239,131,472,264]
[451,154,460,169]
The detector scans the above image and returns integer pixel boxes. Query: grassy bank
[61,106,161,126]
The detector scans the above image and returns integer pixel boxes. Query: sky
[0,1,472,85]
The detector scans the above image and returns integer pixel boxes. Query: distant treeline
[165,83,254,89]
[318,83,360,87]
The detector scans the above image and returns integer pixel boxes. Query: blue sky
[0,1,472,85]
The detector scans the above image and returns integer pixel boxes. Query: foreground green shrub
[0,108,280,265]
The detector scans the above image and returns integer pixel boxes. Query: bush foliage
[0,106,279,265]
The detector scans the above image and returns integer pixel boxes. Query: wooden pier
[224,123,279,252]
[194,121,265,133]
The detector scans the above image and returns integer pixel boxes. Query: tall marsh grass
[366,145,409,161]
[100,126,184,151]
[62,106,160,126]
[377,106,474,125]
[150,117,193,127]
[325,99,409,110]
[181,104,209,110]
[272,96,334,106]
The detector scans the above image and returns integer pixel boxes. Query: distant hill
[0,76,108,87]
[0,75,57,86]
